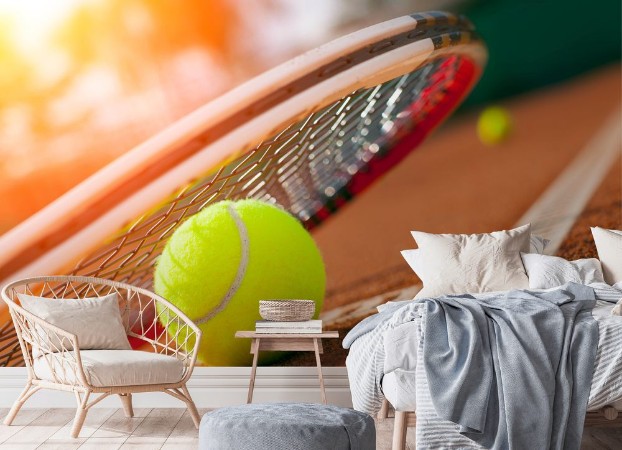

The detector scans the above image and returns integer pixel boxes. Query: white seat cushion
[34,350,185,387]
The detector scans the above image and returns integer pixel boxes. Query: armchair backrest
[1,276,201,377]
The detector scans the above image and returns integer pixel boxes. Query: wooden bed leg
[392,411,408,450]
[378,398,390,421]
[603,406,619,420]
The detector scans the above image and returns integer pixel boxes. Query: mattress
[382,371,622,413]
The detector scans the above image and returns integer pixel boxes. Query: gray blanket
[420,282,598,450]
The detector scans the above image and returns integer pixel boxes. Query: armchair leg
[71,391,91,439]
[119,393,134,418]
[4,382,36,426]
[392,411,408,450]
[181,384,201,428]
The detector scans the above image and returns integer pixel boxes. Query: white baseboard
[0,367,352,408]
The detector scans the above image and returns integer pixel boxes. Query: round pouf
[199,403,376,450]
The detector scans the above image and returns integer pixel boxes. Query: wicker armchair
[1,276,202,438]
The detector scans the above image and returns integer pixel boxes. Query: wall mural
[0,8,486,367]
[0,0,620,368]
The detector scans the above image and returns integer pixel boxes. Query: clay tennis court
[284,63,621,366]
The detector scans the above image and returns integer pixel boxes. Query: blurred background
[0,0,620,365]
[0,0,619,234]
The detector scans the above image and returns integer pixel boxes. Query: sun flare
[0,0,87,56]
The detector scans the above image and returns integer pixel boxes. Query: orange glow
[0,0,346,236]
[0,0,246,235]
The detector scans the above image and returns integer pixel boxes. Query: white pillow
[401,249,423,274]
[17,293,131,354]
[410,224,531,299]
[401,234,549,275]
[591,227,622,285]
[520,253,605,289]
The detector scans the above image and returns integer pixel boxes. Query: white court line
[514,108,622,254]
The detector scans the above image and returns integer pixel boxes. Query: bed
[343,225,622,450]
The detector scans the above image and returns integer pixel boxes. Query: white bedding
[381,301,622,413]
[346,283,622,449]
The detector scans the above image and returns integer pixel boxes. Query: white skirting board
[0,367,352,408]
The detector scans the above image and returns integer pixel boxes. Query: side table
[234,330,339,404]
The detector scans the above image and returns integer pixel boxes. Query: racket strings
[68,55,467,289]
[301,63,443,205]
[0,12,488,368]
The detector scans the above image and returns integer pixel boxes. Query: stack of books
[255,319,322,334]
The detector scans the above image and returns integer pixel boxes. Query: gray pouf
[199,403,375,450]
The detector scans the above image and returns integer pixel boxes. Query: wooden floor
[1,408,621,449]
[0,408,205,450]
[375,412,622,450]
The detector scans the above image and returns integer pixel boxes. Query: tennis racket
[0,11,486,366]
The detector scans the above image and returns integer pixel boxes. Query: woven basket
[259,300,316,322]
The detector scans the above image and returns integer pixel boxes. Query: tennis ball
[154,199,326,366]
[477,106,512,145]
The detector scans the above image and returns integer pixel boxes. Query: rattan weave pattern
[67,57,460,290]
[1,276,202,437]
[259,300,316,322]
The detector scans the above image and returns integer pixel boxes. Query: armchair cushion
[17,293,131,354]
[33,349,185,387]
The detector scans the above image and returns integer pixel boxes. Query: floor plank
[161,408,209,450]
[90,408,151,439]
[375,415,417,450]
[0,409,75,450]
[0,408,619,449]
[118,436,168,449]
[76,437,127,450]
[0,408,47,444]
[581,431,614,450]
[119,408,185,449]
[82,408,151,449]
[373,415,622,450]
[586,427,622,449]
[38,408,116,450]
[375,416,394,450]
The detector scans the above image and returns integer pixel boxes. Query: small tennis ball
[477,106,512,145]
[154,199,326,366]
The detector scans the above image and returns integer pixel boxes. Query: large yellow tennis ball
[477,106,512,145]
[154,199,325,366]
